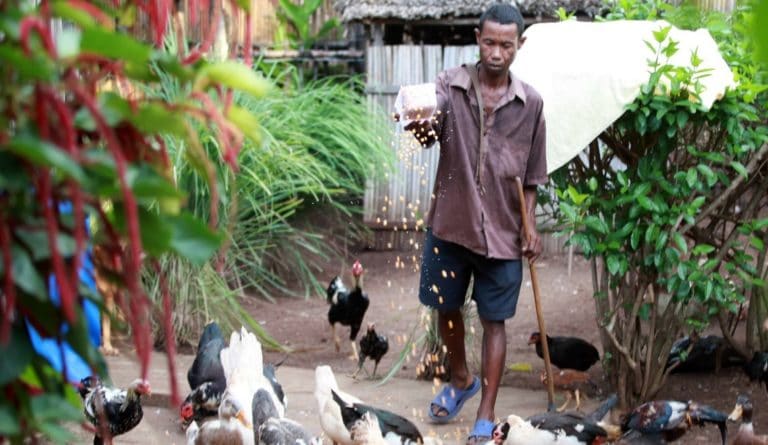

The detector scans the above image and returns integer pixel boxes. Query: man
[403,3,547,444]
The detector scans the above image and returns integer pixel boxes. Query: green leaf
[730,161,748,179]
[0,46,55,81]
[696,164,717,186]
[690,196,706,209]
[5,136,85,183]
[638,195,658,212]
[50,1,99,29]
[0,326,34,386]
[194,61,272,98]
[227,105,263,145]
[638,302,652,320]
[685,168,698,188]
[673,233,687,254]
[584,216,609,235]
[9,246,48,301]
[567,185,589,205]
[80,27,152,66]
[128,103,188,137]
[607,255,621,275]
[31,395,82,422]
[631,227,641,250]
[692,244,716,255]
[15,228,77,261]
[127,165,185,201]
[167,214,224,265]
[652,26,671,43]
[0,405,20,435]
[655,231,669,251]
[751,237,765,251]
[588,177,598,191]
[113,206,172,256]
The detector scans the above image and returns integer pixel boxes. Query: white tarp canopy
[510,20,736,173]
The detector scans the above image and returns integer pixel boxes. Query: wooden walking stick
[515,176,557,412]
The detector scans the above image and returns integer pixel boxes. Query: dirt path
[247,249,768,444]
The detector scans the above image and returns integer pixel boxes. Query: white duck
[315,365,363,445]
[187,327,283,445]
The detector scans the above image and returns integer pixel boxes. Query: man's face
[475,20,524,76]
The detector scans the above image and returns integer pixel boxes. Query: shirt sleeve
[524,100,548,186]
[427,71,450,147]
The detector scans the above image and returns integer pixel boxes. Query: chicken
[207,327,284,445]
[728,394,768,445]
[355,323,389,379]
[181,323,286,427]
[621,400,728,445]
[331,389,423,444]
[251,387,314,445]
[491,394,619,445]
[665,332,745,374]
[528,332,600,372]
[263,363,287,410]
[743,352,768,391]
[315,365,363,445]
[79,376,151,445]
[348,411,389,445]
[539,369,597,412]
[327,260,370,359]
[186,398,252,445]
[181,322,227,425]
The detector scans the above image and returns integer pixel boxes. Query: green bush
[555,0,768,407]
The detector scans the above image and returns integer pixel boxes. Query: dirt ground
[246,248,768,444]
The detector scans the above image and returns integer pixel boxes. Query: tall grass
[143,54,393,345]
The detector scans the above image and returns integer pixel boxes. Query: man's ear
[474,27,481,43]
[518,35,527,49]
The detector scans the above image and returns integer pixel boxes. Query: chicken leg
[557,392,573,412]
[331,324,340,353]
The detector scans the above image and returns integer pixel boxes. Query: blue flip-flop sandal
[428,375,481,423]
[467,419,495,444]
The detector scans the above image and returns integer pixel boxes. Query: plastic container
[394,83,437,127]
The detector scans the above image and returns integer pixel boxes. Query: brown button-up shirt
[426,64,548,259]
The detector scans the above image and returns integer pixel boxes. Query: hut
[334,0,602,251]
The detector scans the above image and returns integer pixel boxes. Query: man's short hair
[479,3,525,37]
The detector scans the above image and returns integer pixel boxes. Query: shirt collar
[450,63,527,105]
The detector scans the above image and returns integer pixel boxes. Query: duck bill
[236,411,253,430]
[727,405,743,422]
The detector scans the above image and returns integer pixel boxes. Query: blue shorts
[418,229,523,321]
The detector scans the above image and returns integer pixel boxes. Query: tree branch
[681,143,768,235]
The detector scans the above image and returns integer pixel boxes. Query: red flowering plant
[0,0,267,441]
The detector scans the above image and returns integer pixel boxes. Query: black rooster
[621,400,728,445]
[665,332,745,374]
[79,376,151,445]
[528,332,600,371]
[327,260,370,358]
[331,389,423,444]
[743,351,768,391]
[354,323,389,379]
[181,322,227,425]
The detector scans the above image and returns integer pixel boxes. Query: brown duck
[729,395,768,445]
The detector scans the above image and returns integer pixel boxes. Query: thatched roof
[334,0,606,22]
